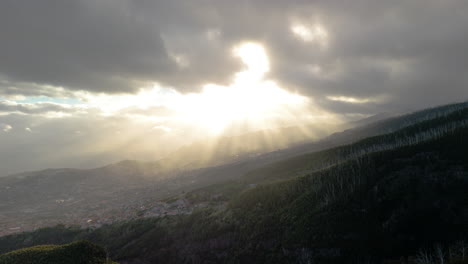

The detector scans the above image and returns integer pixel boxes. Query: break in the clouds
[1,0,468,175]
[1,0,468,109]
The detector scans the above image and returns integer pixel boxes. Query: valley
[1,102,467,263]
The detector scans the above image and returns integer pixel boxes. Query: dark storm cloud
[0,0,238,94]
[264,0,468,112]
[1,0,467,113]
[0,0,165,93]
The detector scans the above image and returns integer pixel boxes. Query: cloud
[0,0,173,93]
[152,125,173,133]
[1,0,467,115]
[265,0,468,112]
[0,100,86,116]
[1,124,12,132]
[0,0,240,94]
[0,79,77,98]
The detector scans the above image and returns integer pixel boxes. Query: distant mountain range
[0,108,397,234]
[1,102,466,235]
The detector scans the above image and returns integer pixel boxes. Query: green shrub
[0,241,117,264]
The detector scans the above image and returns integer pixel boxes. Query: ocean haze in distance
[1,0,468,175]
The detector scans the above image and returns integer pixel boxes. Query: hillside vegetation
[1,102,467,263]
[0,241,116,264]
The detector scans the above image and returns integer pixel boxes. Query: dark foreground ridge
[0,241,117,264]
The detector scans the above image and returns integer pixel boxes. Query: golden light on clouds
[327,96,371,104]
[326,95,389,104]
[290,23,329,48]
[1,124,12,132]
[174,42,309,134]
[78,42,329,136]
[232,42,270,81]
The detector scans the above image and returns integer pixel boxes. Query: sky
[1,0,468,175]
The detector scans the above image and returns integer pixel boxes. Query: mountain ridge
[1,101,467,263]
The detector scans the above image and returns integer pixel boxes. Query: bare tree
[435,244,445,264]
[415,249,433,264]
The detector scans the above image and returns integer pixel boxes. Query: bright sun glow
[232,42,269,83]
[82,42,313,135]
[172,42,309,134]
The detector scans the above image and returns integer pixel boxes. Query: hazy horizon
[1,0,468,175]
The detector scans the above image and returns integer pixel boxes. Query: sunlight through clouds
[232,42,270,83]
[171,42,311,134]
[78,42,315,135]
[0,41,342,175]
[290,22,329,48]
[327,95,389,104]
[1,124,12,132]
[327,96,371,104]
